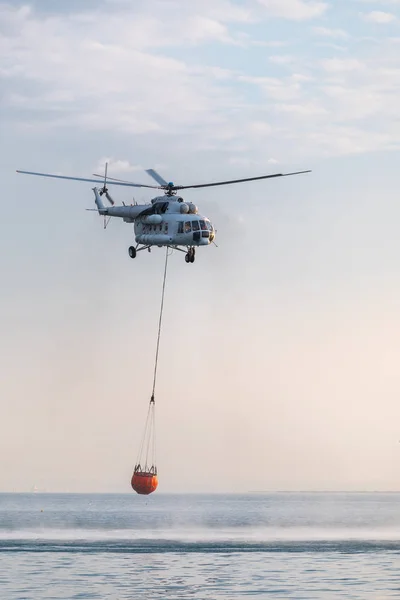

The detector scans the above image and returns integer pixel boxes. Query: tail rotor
[99,162,115,206]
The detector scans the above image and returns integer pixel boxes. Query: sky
[1,0,400,493]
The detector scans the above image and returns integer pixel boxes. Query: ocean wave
[1,527,400,553]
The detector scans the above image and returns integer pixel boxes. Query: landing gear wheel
[128,246,137,259]
[185,248,195,263]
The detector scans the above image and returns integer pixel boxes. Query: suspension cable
[134,248,170,475]
[150,247,170,403]
[135,400,152,469]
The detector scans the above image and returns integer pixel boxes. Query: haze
[1,0,400,493]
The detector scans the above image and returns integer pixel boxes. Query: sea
[0,492,399,599]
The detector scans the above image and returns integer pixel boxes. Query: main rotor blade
[93,169,169,187]
[145,169,168,186]
[175,170,312,190]
[92,173,144,185]
[16,170,161,189]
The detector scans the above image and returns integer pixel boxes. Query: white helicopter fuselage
[94,188,215,250]
[134,199,215,248]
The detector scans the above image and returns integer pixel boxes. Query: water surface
[1,492,399,598]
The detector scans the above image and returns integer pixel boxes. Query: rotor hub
[164,182,177,196]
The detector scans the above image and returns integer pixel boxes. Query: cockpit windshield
[205,219,213,232]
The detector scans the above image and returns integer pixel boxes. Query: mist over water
[1,493,400,598]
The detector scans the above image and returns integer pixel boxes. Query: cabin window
[185,221,192,233]
[154,202,169,214]
[178,222,184,234]
[192,221,200,231]
[164,223,168,233]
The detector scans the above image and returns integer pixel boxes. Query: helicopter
[16,165,311,263]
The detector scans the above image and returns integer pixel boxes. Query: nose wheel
[185,248,195,263]
[128,246,137,259]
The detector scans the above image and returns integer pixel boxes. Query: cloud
[312,26,349,38]
[251,40,289,47]
[362,11,397,23]
[0,4,243,138]
[306,124,400,155]
[322,85,384,120]
[239,75,303,101]
[315,42,348,52]
[228,156,279,167]
[105,0,255,24]
[257,0,328,20]
[318,60,400,127]
[2,0,400,165]
[269,55,295,64]
[274,102,329,116]
[248,121,273,135]
[356,0,400,4]
[321,58,364,72]
[291,73,314,82]
[94,158,144,175]
[183,16,243,45]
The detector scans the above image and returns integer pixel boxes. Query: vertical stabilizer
[92,187,107,214]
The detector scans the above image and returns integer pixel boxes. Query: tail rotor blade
[105,191,115,206]
[104,162,108,190]
[100,161,114,205]
[99,162,107,196]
